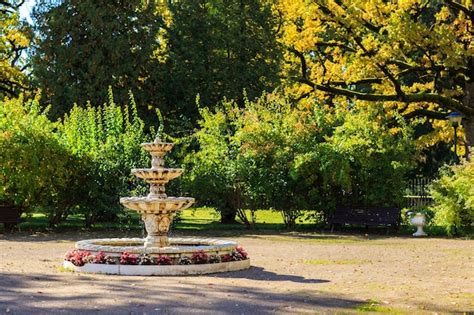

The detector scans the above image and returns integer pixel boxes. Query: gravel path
[0,231,473,314]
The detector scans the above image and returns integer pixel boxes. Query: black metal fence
[404,177,433,208]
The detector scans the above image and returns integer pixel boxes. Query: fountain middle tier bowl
[131,168,183,183]
[120,196,194,212]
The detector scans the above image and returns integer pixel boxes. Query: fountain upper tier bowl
[120,196,194,213]
[131,168,183,184]
[141,142,174,154]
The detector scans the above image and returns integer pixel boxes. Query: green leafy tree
[0,1,32,97]
[31,0,161,117]
[278,0,474,156]
[162,0,282,125]
[182,101,244,224]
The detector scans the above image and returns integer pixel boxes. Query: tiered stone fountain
[63,137,250,275]
[120,139,194,248]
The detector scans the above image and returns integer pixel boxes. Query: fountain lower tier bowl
[120,196,194,212]
[65,237,250,275]
[131,168,183,183]
[76,237,238,256]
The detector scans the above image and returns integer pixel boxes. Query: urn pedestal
[410,213,427,237]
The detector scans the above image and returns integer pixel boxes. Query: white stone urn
[410,212,427,237]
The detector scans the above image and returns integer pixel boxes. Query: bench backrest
[331,206,400,225]
[0,205,22,223]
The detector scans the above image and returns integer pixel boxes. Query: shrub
[57,88,151,226]
[235,246,248,259]
[430,160,474,235]
[93,252,107,264]
[0,95,78,222]
[208,254,222,264]
[138,254,156,265]
[184,93,414,228]
[105,255,119,265]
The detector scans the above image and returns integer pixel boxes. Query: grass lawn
[10,207,467,237]
[14,207,319,232]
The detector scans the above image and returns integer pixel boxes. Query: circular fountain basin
[63,259,250,276]
[131,168,183,183]
[75,237,237,256]
[65,237,250,275]
[120,196,194,212]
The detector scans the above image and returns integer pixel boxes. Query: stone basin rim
[75,237,238,255]
[120,196,195,202]
[131,168,183,172]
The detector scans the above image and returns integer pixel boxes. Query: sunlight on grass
[355,299,406,313]
[252,234,363,244]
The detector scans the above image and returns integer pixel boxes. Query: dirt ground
[0,230,473,314]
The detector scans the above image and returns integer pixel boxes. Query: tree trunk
[463,81,474,159]
[220,207,237,224]
[464,115,474,159]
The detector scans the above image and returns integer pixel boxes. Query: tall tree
[278,0,474,156]
[32,0,161,117]
[162,0,282,125]
[0,0,32,98]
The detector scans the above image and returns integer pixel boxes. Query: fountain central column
[120,139,194,248]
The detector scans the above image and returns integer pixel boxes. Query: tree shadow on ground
[211,266,330,283]
[0,272,360,314]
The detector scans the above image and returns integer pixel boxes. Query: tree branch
[288,47,308,79]
[298,77,473,115]
[444,0,474,21]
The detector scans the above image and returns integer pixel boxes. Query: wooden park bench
[0,203,22,231]
[328,206,401,232]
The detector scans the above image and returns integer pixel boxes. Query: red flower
[120,252,139,265]
[191,250,209,264]
[156,255,172,265]
[93,251,106,264]
[236,246,248,259]
[65,250,91,267]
